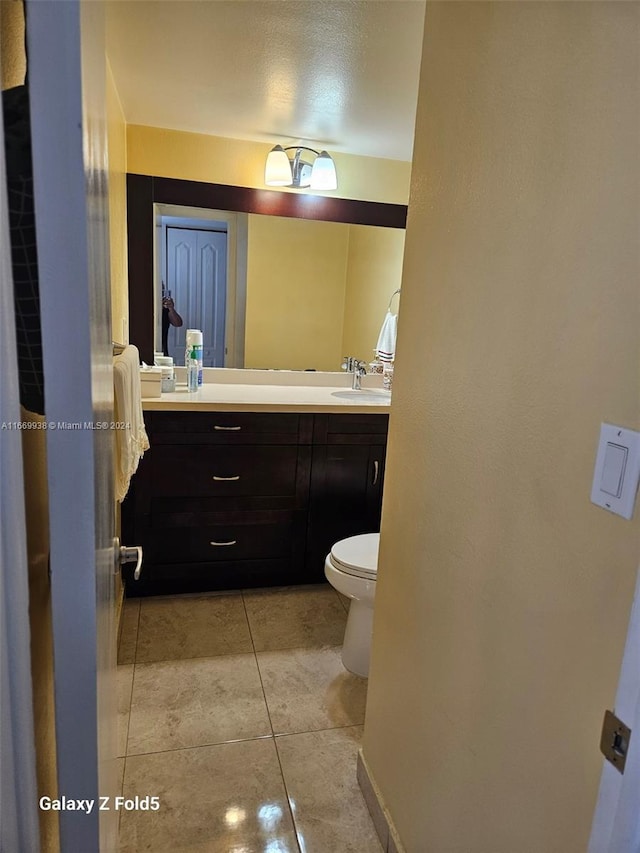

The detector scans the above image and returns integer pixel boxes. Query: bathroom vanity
[122,379,389,596]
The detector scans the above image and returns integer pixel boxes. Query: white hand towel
[375,311,397,363]
[113,344,150,502]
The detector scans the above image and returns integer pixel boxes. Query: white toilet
[324,532,379,678]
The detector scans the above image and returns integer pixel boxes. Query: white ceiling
[106,0,426,162]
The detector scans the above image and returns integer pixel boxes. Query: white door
[166,227,228,366]
[589,566,640,853]
[28,2,118,851]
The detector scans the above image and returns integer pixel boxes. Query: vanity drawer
[135,559,299,593]
[312,413,389,445]
[148,411,310,444]
[146,518,295,564]
[150,445,299,497]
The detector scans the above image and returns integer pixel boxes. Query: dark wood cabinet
[122,410,388,595]
[305,414,387,581]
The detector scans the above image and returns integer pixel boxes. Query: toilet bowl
[324,532,379,678]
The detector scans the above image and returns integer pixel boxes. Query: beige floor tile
[119,739,299,853]
[276,726,383,853]
[136,593,252,663]
[117,664,134,758]
[243,585,347,652]
[127,654,271,755]
[257,646,367,735]
[118,598,140,665]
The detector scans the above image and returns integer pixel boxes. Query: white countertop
[142,382,391,413]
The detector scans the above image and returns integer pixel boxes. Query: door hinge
[600,709,631,774]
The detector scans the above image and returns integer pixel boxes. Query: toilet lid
[330,533,379,579]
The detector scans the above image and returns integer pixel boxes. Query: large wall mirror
[128,175,407,368]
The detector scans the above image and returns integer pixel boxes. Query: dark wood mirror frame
[127,173,408,364]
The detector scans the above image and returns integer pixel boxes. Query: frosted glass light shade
[265,145,293,186]
[310,151,337,190]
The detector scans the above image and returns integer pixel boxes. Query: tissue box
[139,366,162,398]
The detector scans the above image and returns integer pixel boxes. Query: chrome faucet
[352,360,367,390]
[341,356,356,373]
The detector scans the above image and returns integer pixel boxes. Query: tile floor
[116,584,383,853]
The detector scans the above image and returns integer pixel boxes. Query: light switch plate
[591,423,640,520]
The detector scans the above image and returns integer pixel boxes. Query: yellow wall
[341,225,404,363]
[364,4,640,852]
[127,124,411,206]
[0,0,26,89]
[106,58,128,345]
[243,217,405,370]
[244,215,349,371]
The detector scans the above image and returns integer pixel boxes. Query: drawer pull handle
[214,425,242,431]
[212,475,240,481]
[210,540,237,547]
[372,460,379,486]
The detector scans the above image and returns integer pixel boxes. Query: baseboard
[357,749,406,853]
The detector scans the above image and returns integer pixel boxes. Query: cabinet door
[306,443,385,580]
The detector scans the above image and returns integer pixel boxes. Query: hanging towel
[113,344,150,502]
[375,311,397,363]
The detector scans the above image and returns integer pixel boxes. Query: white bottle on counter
[185,329,203,386]
[187,346,199,392]
[154,355,175,392]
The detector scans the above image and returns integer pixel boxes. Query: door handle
[212,475,240,481]
[213,425,241,431]
[119,544,143,580]
[372,460,379,486]
[209,540,237,547]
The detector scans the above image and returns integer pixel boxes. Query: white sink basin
[331,389,391,402]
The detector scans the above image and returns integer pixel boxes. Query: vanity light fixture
[264,144,338,191]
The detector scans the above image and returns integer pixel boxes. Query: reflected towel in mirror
[375,311,397,363]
